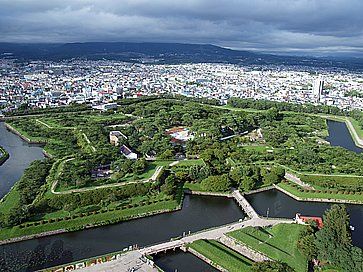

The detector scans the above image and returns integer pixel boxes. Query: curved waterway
[0,195,244,271]
[0,122,45,199]
[326,119,363,153]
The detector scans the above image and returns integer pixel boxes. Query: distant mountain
[0,42,362,71]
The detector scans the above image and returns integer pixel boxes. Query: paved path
[81,132,96,152]
[36,119,53,129]
[285,172,314,189]
[78,251,157,272]
[232,190,259,219]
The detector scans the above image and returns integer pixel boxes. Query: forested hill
[1,42,363,71]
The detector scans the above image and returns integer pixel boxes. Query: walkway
[284,172,314,189]
[78,251,157,272]
[232,189,259,219]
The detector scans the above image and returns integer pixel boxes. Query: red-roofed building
[295,213,324,229]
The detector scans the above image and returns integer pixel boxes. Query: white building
[120,145,138,160]
[313,77,324,102]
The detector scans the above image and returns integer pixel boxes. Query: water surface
[0,122,45,199]
[246,189,363,248]
[326,119,362,153]
[153,250,219,272]
[0,195,245,271]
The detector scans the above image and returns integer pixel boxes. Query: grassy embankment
[228,223,307,272]
[0,199,179,241]
[277,181,363,203]
[0,145,9,165]
[188,239,253,272]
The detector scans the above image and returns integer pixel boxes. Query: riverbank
[3,122,54,158]
[319,115,363,148]
[4,122,45,145]
[0,200,182,245]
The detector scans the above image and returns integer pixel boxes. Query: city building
[313,77,324,102]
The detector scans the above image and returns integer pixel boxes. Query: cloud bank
[0,0,362,55]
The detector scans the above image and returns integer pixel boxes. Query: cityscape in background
[0,59,362,114]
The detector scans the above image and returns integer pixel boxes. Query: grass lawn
[228,223,307,272]
[119,160,170,182]
[176,159,205,166]
[0,145,9,164]
[300,174,363,190]
[183,182,207,192]
[0,187,20,216]
[277,182,363,203]
[188,239,253,272]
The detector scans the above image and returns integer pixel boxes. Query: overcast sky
[1,0,363,56]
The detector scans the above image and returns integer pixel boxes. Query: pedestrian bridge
[232,190,259,219]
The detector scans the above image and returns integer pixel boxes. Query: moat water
[153,249,219,272]
[326,119,363,153]
[0,122,44,199]
[0,120,363,271]
[0,194,244,271]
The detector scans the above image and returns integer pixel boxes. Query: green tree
[161,174,177,195]
[297,227,318,260]
[315,204,362,270]
[239,176,256,192]
[271,166,285,179]
[201,174,231,192]
[133,158,147,174]
[263,172,280,185]
[251,260,293,272]
[229,166,243,185]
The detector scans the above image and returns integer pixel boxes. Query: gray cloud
[0,0,362,55]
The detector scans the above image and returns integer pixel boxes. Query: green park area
[277,181,363,202]
[228,224,308,272]
[1,97,363,241]
[188,239,253,272]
